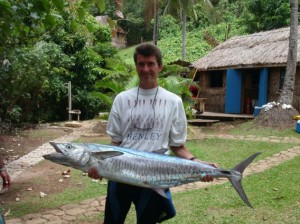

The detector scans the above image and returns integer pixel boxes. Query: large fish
[43,142,260,208]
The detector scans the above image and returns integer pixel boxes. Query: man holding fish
[88,43,217,224]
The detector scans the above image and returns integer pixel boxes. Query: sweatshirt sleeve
[106,95,123,143]
[169,98,187,146]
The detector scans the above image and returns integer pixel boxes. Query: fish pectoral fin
[153,188,168,198]
[91,151,124,160]
[152,148,169,155]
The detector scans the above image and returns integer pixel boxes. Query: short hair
[133,43,162,67]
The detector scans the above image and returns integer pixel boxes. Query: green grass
[79,156,300,224]
[117,45,136,66]
[6,168,108,217]
[194,120,300,138]
[186,138,297,167]
[5,124,300,221]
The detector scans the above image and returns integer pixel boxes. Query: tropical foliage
[0,0,296,128]
[0,0,128,125]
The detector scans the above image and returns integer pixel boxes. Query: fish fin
[229,152,261,208]
[152,148,169,155]
[153,188,168,198]
[91,151,124,160]
[233,152,261,174]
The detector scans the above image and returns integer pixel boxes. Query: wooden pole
[68,81,72,121]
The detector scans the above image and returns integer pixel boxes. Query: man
[0,159,11,194]
[0,159,11,223]
[89,43,217,223]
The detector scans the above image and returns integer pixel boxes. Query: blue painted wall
[258,68,268,106]
[225,69,242,113]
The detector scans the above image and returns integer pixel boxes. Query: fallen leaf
[40,192,47,198]
[62,169,71,176]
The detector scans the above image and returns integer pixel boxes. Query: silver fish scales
[44,142,260,208]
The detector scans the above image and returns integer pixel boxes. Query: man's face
[136,54,162,89]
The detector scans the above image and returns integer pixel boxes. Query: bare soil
[0,121,109,207]
[0,125,72,163]
[255,106,299,129]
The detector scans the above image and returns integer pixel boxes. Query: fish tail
[229,152,261,208]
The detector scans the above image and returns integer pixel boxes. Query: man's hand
[88,167,102,180]
[194,159,218,182]
[1,170,12,189]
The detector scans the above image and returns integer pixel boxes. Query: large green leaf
[0,0,12,15]
[77,7,85,21]
[52,0,64,13]
[94,0,105,13]
[41,0,51,13]
[94,80,124,94]
[91,92,113,105]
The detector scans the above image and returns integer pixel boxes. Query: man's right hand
[1,170,12,190]
[88,167,102,180]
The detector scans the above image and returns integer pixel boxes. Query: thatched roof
[191,26,300,71]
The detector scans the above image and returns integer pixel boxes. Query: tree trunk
[181,11,187,60]
[255,0,299,129]
[153,0,159,45]
[278,0,298,105]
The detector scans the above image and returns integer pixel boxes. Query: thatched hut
[96,16,127,48]
[190,26,300,115]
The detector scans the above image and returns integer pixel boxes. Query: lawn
[4,121,300,223]
[164,155,300,224]
[124,156,300,224]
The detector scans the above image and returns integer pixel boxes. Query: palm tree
[164,0,213,60]
[278,0,298,105]
[256,0,299,128]
[145,0,161,45]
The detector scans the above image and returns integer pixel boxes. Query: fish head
[43,142,91,168]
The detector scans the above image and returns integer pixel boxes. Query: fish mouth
[43,153,74,167]
[49,141,62,153]
[43,152,64,161]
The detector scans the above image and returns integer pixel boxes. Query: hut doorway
[242,69,260,114]
[225,68,268,115]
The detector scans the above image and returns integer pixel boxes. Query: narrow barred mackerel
[44,142,260,208]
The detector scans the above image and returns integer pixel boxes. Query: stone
[65,121,82,128]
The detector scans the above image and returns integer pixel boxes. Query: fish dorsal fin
[91,151,123,160]
[153,188,168,198]
[152,148,169,155]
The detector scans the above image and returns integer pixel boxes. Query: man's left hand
[194,159,218,182]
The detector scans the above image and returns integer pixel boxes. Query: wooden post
[68,81,72,121]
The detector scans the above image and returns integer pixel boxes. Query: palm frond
[90,91,114,105]
[159,75,193,97]
[94,80,124,94]
[125,75,139,90]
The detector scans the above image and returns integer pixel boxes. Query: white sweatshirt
[106,86,187,152]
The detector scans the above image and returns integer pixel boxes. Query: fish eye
[66,144,72,149]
